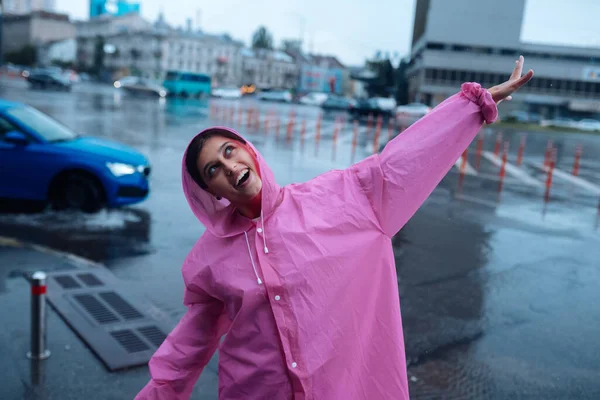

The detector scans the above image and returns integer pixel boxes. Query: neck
[235,191,262,219]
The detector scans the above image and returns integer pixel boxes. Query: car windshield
[6,106,78,142]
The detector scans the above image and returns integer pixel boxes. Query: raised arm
[135,280,229,400]
[352,57,533,237]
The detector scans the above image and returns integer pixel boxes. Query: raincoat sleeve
[135,278,227,400]
[353,82,498,237]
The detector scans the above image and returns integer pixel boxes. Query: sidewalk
[0,238,219,400]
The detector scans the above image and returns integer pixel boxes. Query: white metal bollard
[27,271,51,360]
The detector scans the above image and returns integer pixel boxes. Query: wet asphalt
[1,79,600,399]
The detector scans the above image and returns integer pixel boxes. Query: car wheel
[180,91,189,98]
[50,173,105,213]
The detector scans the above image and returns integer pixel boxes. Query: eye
[224,145,234,156]
[207,165,218,177]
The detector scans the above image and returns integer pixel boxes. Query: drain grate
[54,275,82,289]
[99,291,143,320]
[110,330,151,353]
[46,268,173,371]
[77,273,104,287]
[74,294,119,324]
[138,326,167,347]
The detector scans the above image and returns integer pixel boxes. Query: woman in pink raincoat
[136,57,533,399]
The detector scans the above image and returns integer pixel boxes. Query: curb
[0,235,104,269]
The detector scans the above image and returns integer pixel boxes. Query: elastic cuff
[460,82,498,124]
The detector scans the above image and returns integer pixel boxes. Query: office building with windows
[408,0,600,117]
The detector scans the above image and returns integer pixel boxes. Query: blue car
[0,99,151,212]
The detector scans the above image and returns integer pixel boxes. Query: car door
[0,115,48,200]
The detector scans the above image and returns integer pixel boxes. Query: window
[5,107,77,142]
[0,116,21,140]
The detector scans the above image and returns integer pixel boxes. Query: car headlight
[159,90,167,97]
[106,162,136,177]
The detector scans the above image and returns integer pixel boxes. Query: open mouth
[235,169,250,188]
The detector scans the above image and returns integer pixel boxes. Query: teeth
[236,170,248,186]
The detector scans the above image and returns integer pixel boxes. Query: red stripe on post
[31,285,47,295]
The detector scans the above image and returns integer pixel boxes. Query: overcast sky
[55,0,600,66]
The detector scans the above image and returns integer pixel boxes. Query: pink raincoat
[136,82,498,399]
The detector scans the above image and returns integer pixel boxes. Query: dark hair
[185,129,247,189]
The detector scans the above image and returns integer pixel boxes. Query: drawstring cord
[244,231,262,285]
[261,212,269,254]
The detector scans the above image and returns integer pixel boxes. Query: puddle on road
[0,208,153,262]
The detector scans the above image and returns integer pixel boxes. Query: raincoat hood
[182,126,282,238]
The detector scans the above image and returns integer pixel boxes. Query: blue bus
[163,71,211,98]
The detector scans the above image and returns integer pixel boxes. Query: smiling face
[196,135,262,204]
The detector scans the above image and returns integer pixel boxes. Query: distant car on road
[162,70,212,98]
[212,87,242,99]
[321,95,356,111]
[299,92,328,106]
[26,71,72,91]
[396,102,431,119]
[0,100,151,212]
[348,98,395,119]
[114,77,167,98]
[257,89,292,103]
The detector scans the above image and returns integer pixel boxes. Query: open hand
[488,55,534,105]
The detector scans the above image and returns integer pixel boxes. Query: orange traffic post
[300,119,306,152]
[498,141,509,196]
[237,106,243,126]
[388,117,394,142]
[246,108,251,128]
[475,131,484,170]
[457,147,468,193]
[516,134,527,166]
[264,111,270,136]
[544,148,557,204]
[315,117,321,156]
[230,106,234,124]
[572,144,582,176]
[373,115,382,153]
[286,112,294,143]
[493,131,502,156]
[351,120,359,164]
[275,116,280,140]
[367,113,373,136]
[332,117,340,161]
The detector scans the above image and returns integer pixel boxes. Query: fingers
[514,69,534,89]
[509,55,524,80]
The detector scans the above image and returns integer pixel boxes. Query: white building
[241,48,299,89]
[3,0,55,14]
[408,0,600,118]
[38,38,77,65]
[75,13,244,86]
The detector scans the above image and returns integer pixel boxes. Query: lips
[234,169,251,188]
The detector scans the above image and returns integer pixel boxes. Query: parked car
[540,117,577,129]
[396,102,431,118]
[212,87,242,99]
[299,92,328,106]
[256,89,292,103]
[114,77,167,98]
[321,95,356,111]
[348,98,395,119]
[0,100,151,212]
[504,110,542,124]
[575,118,600,132]
[26,71,72,91]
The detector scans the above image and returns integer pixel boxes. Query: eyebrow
[203,141,231,178]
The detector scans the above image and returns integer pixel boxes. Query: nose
[223,161,237,176]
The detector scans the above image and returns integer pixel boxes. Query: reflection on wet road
[1,81,599,398]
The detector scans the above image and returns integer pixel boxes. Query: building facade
[1,11,75,54]
[76,14,244,85]
[295,54,347,95]
[241,48,298,89]
[408,0,600,118]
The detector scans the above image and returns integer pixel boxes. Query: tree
[395,58,410,105]
[251,26,274,50]
[281,39,301,54]
[4,45,37,66]
[93,35,105,75]
[365,58,396,97]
